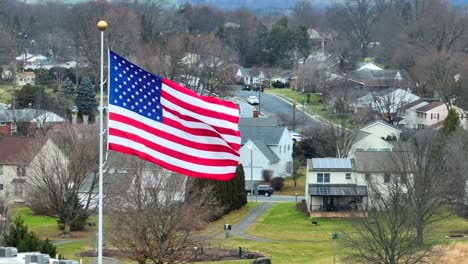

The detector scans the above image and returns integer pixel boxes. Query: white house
[15,71,35,86]
[0,137,60,204]
[348,120,401,158]
[236,68,264,85]
[353,88,420,113]
[305,158,368,214]
[239,125,293,188]
[305,152,400,216]
[400,100,468,129]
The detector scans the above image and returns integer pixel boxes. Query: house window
[317,173,331,183]
[346,173,351,180]
[0,165,3,176]
[417,124,426,129]
[0,122,5,126]
[279,146,281,154]
[14,184,24,198]
[17,166,26,177]
[0,184,3,190]
[288,145,290,151]
[384,174,391,183]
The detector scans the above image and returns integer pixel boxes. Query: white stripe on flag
[108,135,238,174]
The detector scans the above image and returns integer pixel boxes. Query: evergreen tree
[75,77,97,124]
[60,77,76,100]
[3,216,57,257]
[442,108,461,135]
[194,164,247,216]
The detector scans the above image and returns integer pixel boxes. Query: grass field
[273,167,306,196]
[12,202,468,264]
[265,88,333,117]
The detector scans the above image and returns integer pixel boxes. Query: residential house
[305,152,401,216]
[352,88,420,115]
[0,137,59,203]
[400,100,468,130]
[332,68,412,95]
[305,158,368,214]
[239,124,293,188]
[236,68,264,85]
[0,109,65,136]
[15,72,35,86]
[1,68,13,79]
[271,70,296,87]
[348,120,401,158]
[15,52,34,62]
[355,62,383,71]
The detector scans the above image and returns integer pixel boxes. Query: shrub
[270,177,284,191]
[262,170,273,182]
[3,216,57,257]
[272,80,285,88]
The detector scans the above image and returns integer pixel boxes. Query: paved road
[233,88,323,131]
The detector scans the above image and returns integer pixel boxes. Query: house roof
[401,99,426,111]
[0,137,48,165]
[415,101,444,112]
[356,63,383,71]
[354,151,399,173]
[361,120,402,133]
[16,71,36,78]
[238,68,251,77]
[239,126,287,145]
[239,117,278,127]
[308,184,368,196]
[348,69,401,80]
[309,158,353,171]
[354,131,372,143]
[0,109,64,123]
[251,139,280,163]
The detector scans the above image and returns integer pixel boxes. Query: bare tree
[365,87,417,125]
[26,125,99,235]
[327,0,379,60]
[290,0,323,28]
[342,174,432,264]
[330,121,359,158]
[393,131,461,245]
[106,155,221,264]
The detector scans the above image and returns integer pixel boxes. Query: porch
[308,184,368,218]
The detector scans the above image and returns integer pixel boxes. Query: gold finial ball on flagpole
[97,20,108,31]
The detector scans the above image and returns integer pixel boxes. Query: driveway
[229,202,275,242]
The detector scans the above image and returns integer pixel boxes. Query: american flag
[108,50,241,181]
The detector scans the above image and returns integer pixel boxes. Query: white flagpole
[97,20,107,264]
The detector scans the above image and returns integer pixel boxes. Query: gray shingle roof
[240,126,286,145]
[0,109,52,122]
[354,151,399,173]
[239,117,278,127]
[239,68,251,77]
[251,139,279,163]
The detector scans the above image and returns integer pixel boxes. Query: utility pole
[292,101,296,131]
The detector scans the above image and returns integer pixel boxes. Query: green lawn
[265,88,333,117]
[199,202,258,237]
[273,167,306,196]
[246,203,353,241]
[0,85,19,104]
[12,203,468,264]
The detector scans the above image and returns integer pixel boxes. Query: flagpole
[97,20,107,264]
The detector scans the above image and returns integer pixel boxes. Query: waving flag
[108,50,240,181]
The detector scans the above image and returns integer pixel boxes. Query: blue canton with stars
[109,50,163,123]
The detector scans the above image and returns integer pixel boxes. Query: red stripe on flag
[109,127,239,166]
[109,143,236,181]
[109,112,240,154]
[162,78,239,110]
[162,90,239,123]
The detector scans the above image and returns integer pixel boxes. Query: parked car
[246,185,274,197]
[247,95,259,105]
[290,131,303,142]
[242,84,251,91]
